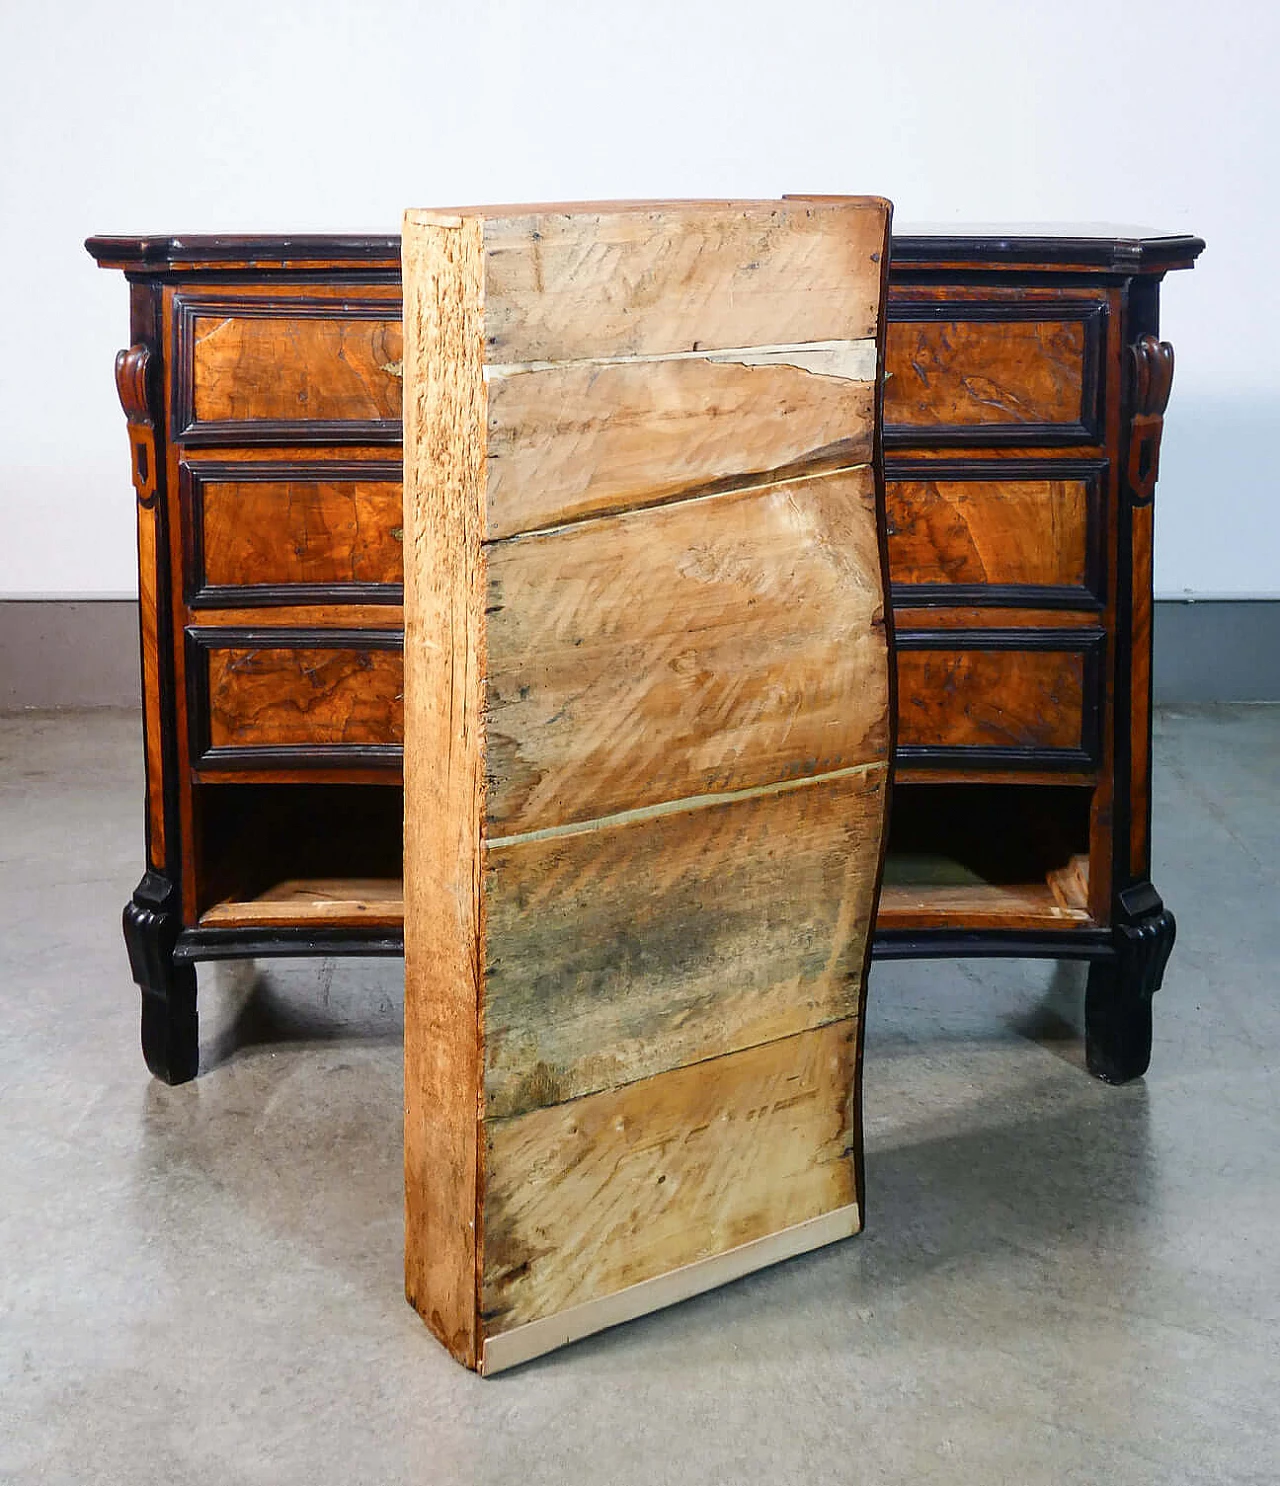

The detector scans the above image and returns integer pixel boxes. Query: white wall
[1,0,1274,597]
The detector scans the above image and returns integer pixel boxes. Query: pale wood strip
[405,203,889,364]
[479,1200,861,1375]
[481,1019,858,1333]
[482,765,887,1118]
[484,354,874,538]
[200,878,404,928]
[876,880,1093,930]
[401,213,487,1367]
[485,465,889,835]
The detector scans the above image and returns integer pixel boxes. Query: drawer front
[187,629,403,769]
[173,295,402,444]
[895,630,1103,770]
[182,461,404,605]
[884,302,1105,445]
[885,462,1104,608]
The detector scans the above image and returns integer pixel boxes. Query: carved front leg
[1086,885,1176,1083]
[123,872,198,1084]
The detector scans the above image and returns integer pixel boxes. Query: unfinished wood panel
[482,764,887,1119]
[198,475,404,590]
[405,202,889,364]
[485,466,888,835]
[886,477,1088,590]
[401,215,487,1369]
[204,646,404,749]
[876,880,1093,930]
[897,648,1085,752]
[200,878,404,928]
[481,1019,859,1334]
[188,310,402,425]
[885,319,1088,429]
[485,353,875,538]
[402,199,891,1372]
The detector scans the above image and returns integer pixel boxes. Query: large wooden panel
[188,464,403,599]
[884,312,1098,436]
[402,199,891,1372]
[886,475,1091,595]
[202,643,404,749]
[481,1019,859,1335]
[485,466,888,835]
[482,764,887,1119]
[485,350,875,538]
[176,297,402,438]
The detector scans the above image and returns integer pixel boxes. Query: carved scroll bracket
[115,344,159,508]
[1127,335,1175,507]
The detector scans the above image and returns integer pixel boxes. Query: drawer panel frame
[885,458,1108,612]
[180,459,404,608]
[172,295,403,446]
[895,627,1105,772]
[884,300,1107,447]
[185,626,405,772]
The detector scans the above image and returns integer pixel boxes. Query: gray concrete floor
[1,707,1277,1485]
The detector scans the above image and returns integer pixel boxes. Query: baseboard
[0,601,141,710]
[1151,599,1280,704]
[2,599,1278,709]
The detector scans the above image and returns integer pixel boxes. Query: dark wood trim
[180,458,403,608]
[884,457,1108,610]
[872,926,1114,960]
[885,299,1106,447]
[174,925,405,962]
[894,626,1105,771]
[171,295,403,446]
[86,230,1206,277]
[185,626,405,772]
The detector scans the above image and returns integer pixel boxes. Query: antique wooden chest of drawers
[87,223,1204,1087]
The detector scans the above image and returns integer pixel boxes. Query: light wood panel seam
[485,759,889,850]
[485,459,874,546]
[484,337,877,381]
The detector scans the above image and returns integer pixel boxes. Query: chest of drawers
[87,224,1204,1086]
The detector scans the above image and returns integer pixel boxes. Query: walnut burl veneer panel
[401,199,891,1372]
[886,477,1089,590]
[885,318,1089,430]
[897,647,1085,752]
[198,473,404,592]
[183,305,402,429]
[205,646,404,749]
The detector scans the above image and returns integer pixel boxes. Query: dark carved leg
[122,871,198,1085]
[1085,884,1176,1084]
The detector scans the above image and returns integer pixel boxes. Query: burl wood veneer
[399,200,892,1371]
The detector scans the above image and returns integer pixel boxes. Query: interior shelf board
[200,877,405,929]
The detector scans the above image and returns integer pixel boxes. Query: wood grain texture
[189,312,402,425]
[200,877,404,927]
[401,215,487,1368]
[886,477,1088,589]
[402,202,888,363]
[876,880,1092,930]
[481,1018,859,1333]
[485,466,888,835]
[482,764,887,1119]
[199,476,404,589]
[897,648,1085,751]
[484,353,875,538]
[884,319,1087,428]
[401,199,891,1369]
[204,646,404,748]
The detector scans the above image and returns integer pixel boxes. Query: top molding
[85,227,1205,278]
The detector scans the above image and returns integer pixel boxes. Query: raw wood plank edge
[479,1201,861,1375]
